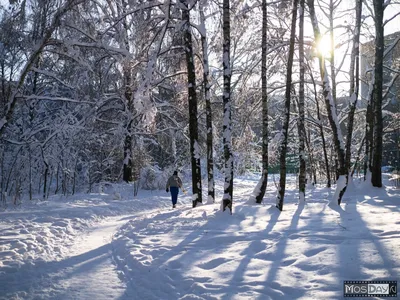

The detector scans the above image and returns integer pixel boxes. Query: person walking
[166,171,183,208]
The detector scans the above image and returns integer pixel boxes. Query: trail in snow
[2,176,398,300]
[49,216,130,300]
[2,216,134,300]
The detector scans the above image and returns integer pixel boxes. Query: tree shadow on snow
[115,185,399,300]
[0,242,112,299]
[252,201,306,300]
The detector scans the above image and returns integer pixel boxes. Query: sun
[316,34,333,58]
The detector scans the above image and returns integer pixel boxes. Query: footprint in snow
[168,260,183,269]
[303,247,328,257]
[197,258,230,270]
[281,258,297,266]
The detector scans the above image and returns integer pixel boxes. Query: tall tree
[345,0,362,180]
[371,0,384,187]
[307,68,331,187]
[222,0,233,213]
[298,0,306,201]
[253,0,268,204]
[328,0,337,109]
[276,0,298,211]
[365,85,374,178]
[121,0,134,183]
[181,0,203,207]
[307,0,346,205]
[199,1,215,204]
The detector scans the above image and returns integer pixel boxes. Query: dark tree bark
[254,0,268,204]
[297,0,306,201]
[276,0,298,211]
[122,56,133,183]
[199,2,214,204]
[181,0,203,207]
[365,98,374,177]
[121,0,134,183]
[371,0,384,187]
[222,0,233,213]
[123,123,133,182]
[345,0,362,179]
[41,147,49,200]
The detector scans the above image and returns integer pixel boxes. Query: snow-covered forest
[0,0,400,298]
[0,0,399,208]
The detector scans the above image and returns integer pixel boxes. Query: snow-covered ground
[0,175,399,299]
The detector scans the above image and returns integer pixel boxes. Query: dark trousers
[170,187,179,205]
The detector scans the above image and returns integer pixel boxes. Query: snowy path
[1,177,399,299]
[50,216,130,300]
[1,215,135,300]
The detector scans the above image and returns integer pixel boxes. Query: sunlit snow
[0,175,399,300]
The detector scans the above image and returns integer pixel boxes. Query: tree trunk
[29,146,33,201]
[55,164,60,194]
[345,0,362,179]
[181,0,203,207]
[134,180,139,197]
[72,160,77,195]
[308,69,331,187]
[123,126,133,182]
[222,0,233,213]
[199,2,214,204]
[276,0,298,211]
[304,125,317,185]
[254,0,268,204]
[371,0,384,187]
[0,144,4,205]
[307,0,346,204]
[88,162,92,193]
[297,0,306,201]
[365,99,374,178]
[329,0,337,110]
[47,170,53,199]
[62,167,67,196]
[121,0,134,184]
[43,161,49,200]
[351,136,365,177]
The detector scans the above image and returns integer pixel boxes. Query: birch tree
[307,0,346,205]
[307,67,332,187]
[276,0,298,211]
[345,0,362,181]
[222,0,233,213]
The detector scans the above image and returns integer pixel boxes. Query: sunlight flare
[316,34,333,57]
